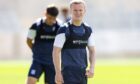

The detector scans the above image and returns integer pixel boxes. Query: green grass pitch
[0,59,140,84]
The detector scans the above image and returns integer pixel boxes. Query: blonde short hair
[70,0,86,8]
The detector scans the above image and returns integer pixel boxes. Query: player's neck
[45,19,54,26]
[72,20,82,26]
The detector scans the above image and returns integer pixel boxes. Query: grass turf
[0,59,140,84]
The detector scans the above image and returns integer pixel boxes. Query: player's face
[46,14,57,25]
[62,9,69,17]
[70,3,85,21]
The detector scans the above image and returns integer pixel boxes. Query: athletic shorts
[28,60,55,84]
[62,66,87,84]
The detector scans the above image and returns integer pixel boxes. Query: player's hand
[85,67,94,78]
[55,72,64,84]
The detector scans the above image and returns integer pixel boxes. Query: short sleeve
[53,27,67,48]
[30,23,37,30]
[88,28,95,46]
[27,23,37,39]
[53,34,66,48]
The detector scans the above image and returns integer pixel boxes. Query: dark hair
[46,5,59,17]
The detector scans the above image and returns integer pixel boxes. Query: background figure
[60,6,71,23]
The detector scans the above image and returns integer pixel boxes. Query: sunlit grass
[0,59,140,84]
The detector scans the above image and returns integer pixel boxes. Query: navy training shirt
[30,18,60,64]
[57,22,92,69]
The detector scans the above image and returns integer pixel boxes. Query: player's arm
[53,46,62,72]
[86,32,96,78]
[27,38,33,49]
[26,24,36,49]
[53,33,66,84]
[53,46,63,84]
[87,46,95,78]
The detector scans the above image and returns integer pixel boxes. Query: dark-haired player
[26,5,61,84]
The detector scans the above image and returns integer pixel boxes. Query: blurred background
[0,0,140,84]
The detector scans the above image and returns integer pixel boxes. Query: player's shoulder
[83,22,91,28]
[56,18,63,26]
[30,17,45,30]
[60,21,71,29]
[54,18,62,30]
[34,17,44,26]
[30,17,42,28]
[57,22,70,34]
[82,22,93,33]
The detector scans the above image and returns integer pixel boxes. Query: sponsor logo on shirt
[41,35,55,39]
[73,40,88,44]
[52,27,56,31]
